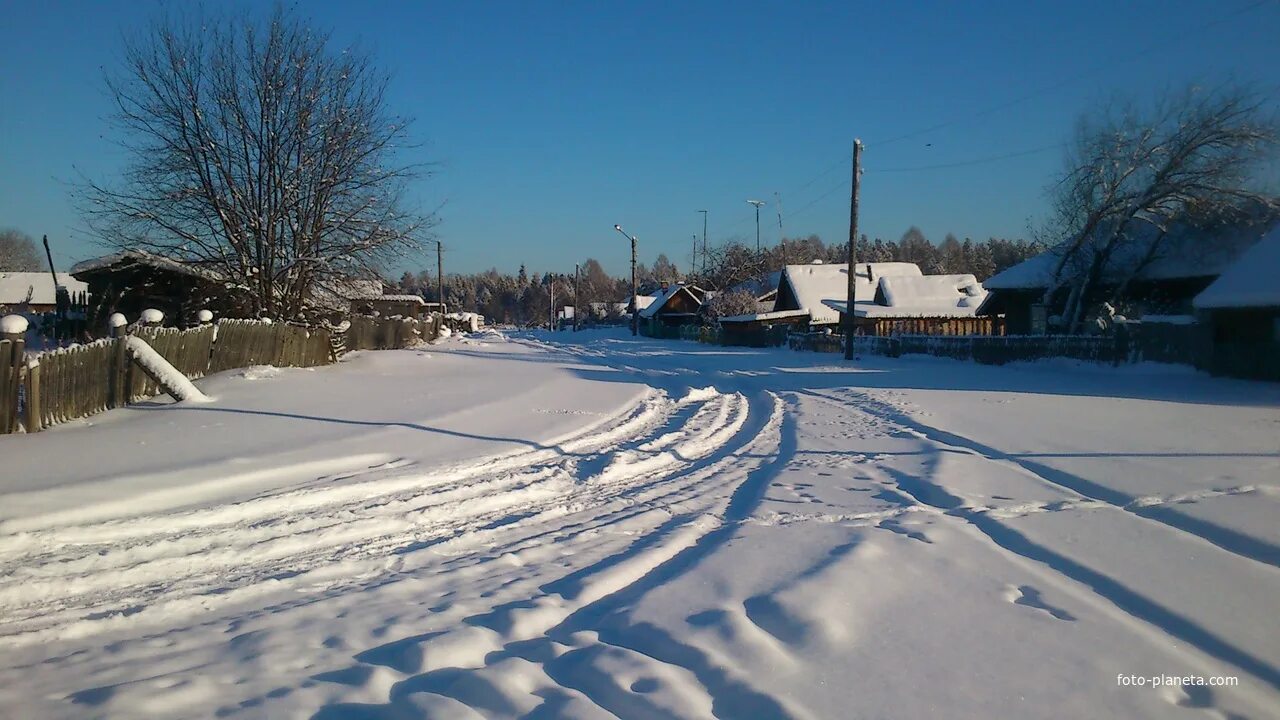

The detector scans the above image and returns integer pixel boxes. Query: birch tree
[1041,85,1276,331]
[78,6,435,320]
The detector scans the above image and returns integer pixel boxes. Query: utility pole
[429,241,444,315]
[614,225,639,336]
[844,139,863,361]
[775,192,787,266]
[692,235,698,280]
[549,275,556,331]
[747,200,765,253]
[574,263,580,332]
[697,210,708,275]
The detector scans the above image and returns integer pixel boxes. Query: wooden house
[771,261,926,330]
[0,272,88,315]
[639,283,707,331]
[70,250,231,330]
[981,216,1275,334]
[1192,224,1280,381]
[824,273,999,336]
[351,294,427,319]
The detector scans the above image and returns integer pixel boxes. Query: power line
[869,142,1067,173]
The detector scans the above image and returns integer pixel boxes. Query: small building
[981,217,1274,334]
[351,294,427,319]
[824,273,997,336]
[639,283,707,332]
[772,261,924,329]
[70,250,230,329]
[1192,224,1280,381]
[0,272,88,314]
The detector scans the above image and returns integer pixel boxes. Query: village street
[1,329,1278,720]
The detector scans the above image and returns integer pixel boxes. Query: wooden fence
[787,331,1123,365]
[0,339,23,434]
[347,314,441,351]
[1,313,441,434]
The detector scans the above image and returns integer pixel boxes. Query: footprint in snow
[1004,584,1076,621]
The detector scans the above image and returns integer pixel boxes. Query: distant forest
[396,228,1046,326]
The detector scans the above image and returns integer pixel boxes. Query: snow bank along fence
[0,313,443,433]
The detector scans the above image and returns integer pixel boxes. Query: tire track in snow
[0,387,757,648]
[308,392,794,720]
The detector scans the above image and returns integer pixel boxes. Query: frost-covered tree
[0,229,43,271]
[702,289,759,320]
[1041,84,1277,332]
[78,5,435,320]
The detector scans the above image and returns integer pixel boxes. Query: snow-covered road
[2,329,1278,719]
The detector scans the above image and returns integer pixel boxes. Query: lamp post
[614,224,638,336]
[747,200,765,253]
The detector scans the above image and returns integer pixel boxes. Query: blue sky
[2,0,1278,277]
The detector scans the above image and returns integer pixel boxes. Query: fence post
[1,317,28,434]
[24,361,42,433]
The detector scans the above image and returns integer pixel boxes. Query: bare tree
[0,229,44,271]
[78,6,435,320]
[702,288,759,321]
[1040,85,1277,332]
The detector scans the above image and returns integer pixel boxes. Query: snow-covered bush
[702,289,759,321]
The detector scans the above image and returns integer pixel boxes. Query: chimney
[660,280,670,290]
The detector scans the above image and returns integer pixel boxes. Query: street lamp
[747,200,765,253]
[614,224,638,337]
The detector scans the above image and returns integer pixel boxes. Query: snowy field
[2,328,1278,719]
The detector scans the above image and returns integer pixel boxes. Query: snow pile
[122,336,210,402]
[139,308,164,324]
[239,365,281,381]
[108,313,127,329]
[0,315,29,335]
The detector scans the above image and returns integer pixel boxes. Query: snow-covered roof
[639,284,705,319]
[985,217,1275,291]
[717,309,810,324]
[633,295,657,311]
[779,262,923,324]
[0,272,89,306]
[369,294,425,304]
[821,274,987,319]
[70,250,223,282]
[1194,224,1280,309]
[726,271,783,300]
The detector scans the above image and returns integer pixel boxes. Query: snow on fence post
[108,313,128,338]
[140,308,164,327]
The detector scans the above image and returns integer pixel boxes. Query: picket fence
[1,314,440,434]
